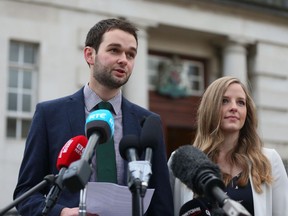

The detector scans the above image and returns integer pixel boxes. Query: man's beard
[93,60,130,89]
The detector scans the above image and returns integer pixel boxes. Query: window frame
[148,51,206,97]
[6,40,39,139]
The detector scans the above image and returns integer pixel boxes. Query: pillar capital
[221,35,254,85]
[225,35,255,46]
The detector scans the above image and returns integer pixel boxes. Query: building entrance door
[149,91,200,157]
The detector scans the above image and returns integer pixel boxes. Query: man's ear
[84,46,95,65]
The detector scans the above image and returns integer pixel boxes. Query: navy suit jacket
[13,88,174,216]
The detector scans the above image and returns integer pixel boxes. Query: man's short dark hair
[85,18,139,53]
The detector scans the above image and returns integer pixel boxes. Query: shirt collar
[83,83,122,115]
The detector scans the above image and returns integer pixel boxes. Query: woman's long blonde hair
[193,76,272,193]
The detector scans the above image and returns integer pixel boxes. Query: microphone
[83,109,114,162]
[56,135,88,170]
[171,145,251,216]
[119,134,141,162]
[42,135,88,215]
[119,135,144,216]
[119,135,142,187]
[140,115,161,165]
[63,109,114,192]
[179,198,212,216]
[139,115,161,187]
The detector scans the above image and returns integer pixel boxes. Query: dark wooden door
[149,91,200,157]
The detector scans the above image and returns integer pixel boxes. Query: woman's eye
[222,98,229,104]
[238,100,246,106]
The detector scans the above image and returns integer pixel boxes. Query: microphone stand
[0,174,55,216]
[63,133,100,192]
[210,201,226,216]
[79,187,87,216]
[127,161,152,216]
[130,178,143,216]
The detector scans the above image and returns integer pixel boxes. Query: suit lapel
[122,98,142,137]
[66,88,86,136]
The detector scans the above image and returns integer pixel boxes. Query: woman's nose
[230,101,238,111]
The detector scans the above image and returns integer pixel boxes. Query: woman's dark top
[224,173,254,216]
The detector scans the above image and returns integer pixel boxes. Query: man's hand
[60,207,79,216]
[60,207,99,216]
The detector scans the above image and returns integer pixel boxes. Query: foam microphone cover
[119,134,141,161]
[140,115,161,150]
[85,110,114,143]
[170,145,222,195]
[179,197,212,216]
[56,135,88,170]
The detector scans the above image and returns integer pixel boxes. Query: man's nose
[117,52,128,65]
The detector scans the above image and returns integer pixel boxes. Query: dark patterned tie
[95,101,117,183]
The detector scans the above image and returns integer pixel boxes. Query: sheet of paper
[86,182,154,216]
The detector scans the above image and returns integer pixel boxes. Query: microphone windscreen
[140,115,161,150]
[179,198,212,216]
[170,145,221,194]
[85,109,114,143]
[56,135,88,170]
[119,135,140,161]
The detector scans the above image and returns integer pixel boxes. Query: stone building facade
[1,0,288,211]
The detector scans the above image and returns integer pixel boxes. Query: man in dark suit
[13,18,174,216]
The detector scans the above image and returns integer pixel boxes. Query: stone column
[123,20,157,109]
[222,37,249,85]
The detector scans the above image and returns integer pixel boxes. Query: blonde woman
[168,76,288,216]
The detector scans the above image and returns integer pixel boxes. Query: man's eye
[110,48,118,53]
[126,52,136,59]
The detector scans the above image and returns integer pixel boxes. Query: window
[148,53,205,98]
[6,41,38,139]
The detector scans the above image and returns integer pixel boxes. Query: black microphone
[179,196,226,216]
[171,145,251,216]
[179,197,212,216]
[139,115,161,187]
[119,134,141,162]
[63,109,114,192]
[119,134,142,188]
[140,115,161,165]
[119,134,144,216]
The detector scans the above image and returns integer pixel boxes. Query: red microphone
[42,135,88,215]
[56,135,88,170]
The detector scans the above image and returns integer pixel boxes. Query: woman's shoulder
[262,147,286,173]
[262,147,281,160]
